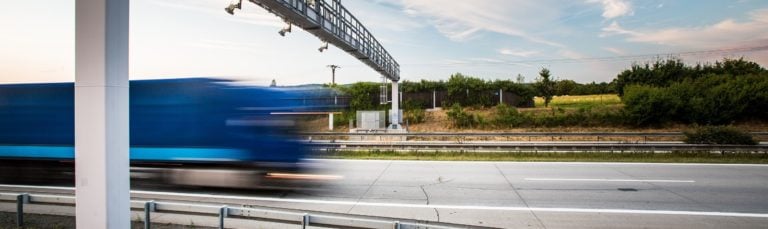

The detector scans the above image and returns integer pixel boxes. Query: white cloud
[470,57,505,63]
[603,8,768,48]
[752,8,768,23]
[348,1,427,32]
[433,21,483,41]
[559,49,588,59]
[600,21,642,37]
[499,49,540,57]
[398,0,565,47]
[602,47,626,55]
[587,0,633,19]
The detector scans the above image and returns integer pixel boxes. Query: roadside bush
[446,73,494,107]
[333,111,356,128]
[337,82,388,111]
[684,126,757,145]
[446,103,481,128]
[621,85,682,126]
[493,104,525,127]
[402,100,426,124]
[622,74,768,126]
[487,103,628,128]
[404,108,426,125]
[614,58,766,96]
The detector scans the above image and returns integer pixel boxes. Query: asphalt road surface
[3,160,768,228]
[147,160,768,228]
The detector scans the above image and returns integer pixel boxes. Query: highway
[292,160,768,228]
[2,160,768,228]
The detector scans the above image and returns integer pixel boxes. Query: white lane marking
[308,159,768,167]
[2,185,767,218]
[131,190,768,218]
[524,178,695,183]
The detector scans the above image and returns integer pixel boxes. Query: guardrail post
[393,220,401,229]
[219,205,229,229]
[16,193,29,228]
[302,213,310,229]
[144,201,156,229]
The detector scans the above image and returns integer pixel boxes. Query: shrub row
[614,58,766,96]
[446,103,627,129]
[683,126,758,145]
[622,74,768,126]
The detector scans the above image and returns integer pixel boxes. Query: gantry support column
[389,81,401,129]
[75,0,130,228]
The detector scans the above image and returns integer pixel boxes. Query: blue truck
[0,78,332,188]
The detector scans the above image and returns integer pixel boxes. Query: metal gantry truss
[246,0,401,81]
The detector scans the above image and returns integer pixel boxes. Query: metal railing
[302,131,768,137]
[308,140,768,153]
[0,192,467,229]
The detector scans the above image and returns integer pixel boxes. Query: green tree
[554,79,577,96]
[613,58,766,96]
[535,68,555,107]
[516,74,525,84]
[338,82,386,111]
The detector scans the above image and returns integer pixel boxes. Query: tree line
[337,72,617,111]
[334,57,768,128]
[618,58,768,126]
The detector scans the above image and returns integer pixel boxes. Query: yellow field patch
[534,94,621,108]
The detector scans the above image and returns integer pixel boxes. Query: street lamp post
[327,65,340,85]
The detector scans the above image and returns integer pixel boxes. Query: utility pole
[327,65,340,85]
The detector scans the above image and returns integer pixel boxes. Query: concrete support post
[390,81,400,129]
[328,113,334,131]
[432,90,436,109]
[499,89,503,104]
[75,0,130,228]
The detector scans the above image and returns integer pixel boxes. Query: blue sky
[1,0,767,85]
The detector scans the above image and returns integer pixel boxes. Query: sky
[1,0,768,85]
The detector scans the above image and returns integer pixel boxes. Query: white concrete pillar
[75,0,130,228]
[328,113,334,130]
[432,90,436,109]
[499,89,503,104]
[390,81,400,128]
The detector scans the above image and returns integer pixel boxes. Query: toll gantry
[227,0,404,129]
[231,0,400,82]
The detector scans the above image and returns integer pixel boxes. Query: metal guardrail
[302,132,768,137]
[308,140,768,152]
[0,192,467,229]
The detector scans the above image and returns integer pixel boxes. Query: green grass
[321,150,768,164]
[534,94,622,109]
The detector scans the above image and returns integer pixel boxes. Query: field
[534,94,622,109]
